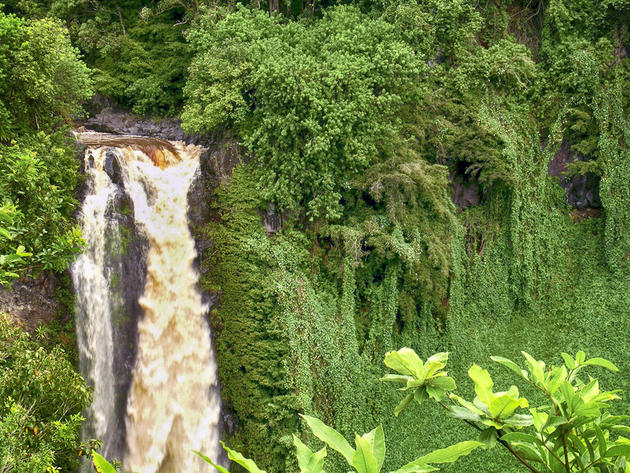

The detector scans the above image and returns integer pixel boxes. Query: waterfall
[72,135,221,473]
[72,147,120,462]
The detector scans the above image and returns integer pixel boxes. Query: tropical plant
[196,411,483,473]
[93,451,119,473]
[383,348,630,473]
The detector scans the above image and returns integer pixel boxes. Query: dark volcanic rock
[82,96,208,145]
[548,141,602,210]
[85,108,188,142]
[0,272,59,330]
[451,161,482,208]
[104,150,124,187]
[187,134,242,274]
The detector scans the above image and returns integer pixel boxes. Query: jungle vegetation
[0,0,629,472]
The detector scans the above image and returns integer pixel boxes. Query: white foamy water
[73,139,221,473]
[72,147,120,463]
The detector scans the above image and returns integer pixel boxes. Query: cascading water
[72,135,221,473]
[72,147,121,462]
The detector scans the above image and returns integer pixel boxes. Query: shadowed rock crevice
[451,160,482,208]
[548,141,602,212]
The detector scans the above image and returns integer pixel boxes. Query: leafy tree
[0,135,84,280]
[0,10,90,285]
[0,313,93,472]
[0,11,92,137]
[183,5,424,219]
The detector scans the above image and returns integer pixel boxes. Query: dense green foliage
[3,0,189,115]
[184,5,425,218]
[0,10,90,285]
[1,0,629,472]
[0,10,90,472]
[3,0,351,115]
[0,313,92,472]
[188,1,630,473]
[198,411,483,473]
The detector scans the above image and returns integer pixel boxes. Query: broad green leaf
[584,358,620,372]
[594,424,607,458]
[407,379,426,388]
[294,435,327,473]
[428,376,456,391]
[425,352,449,366]
[364,426,385,472]
[480,418,506,429]
[511,443,546,464]
[381,374,413,384]
[414,388,429,405]
[384,348,425,380]
[561,353,576,370]
[195,450,231,473]
[580,378,601,401]
[449,394,486,416]
[424,353,449,378]
[389,463,438,473]
[613,425,630,435]
[542,416,569,432]
[222,442,267,473]
[352,435,379,473]
[479,428,498,449]
[448,405,482,422]
[301,415,355,464]
[502,413,534,427]
[531,410,557,433]
[521,352,545,386]
[490,356,528,380]
[576,351,586,365]
[488,392,528,420]
[412,441,484,464]
[394,393,414,416]
[426,384,447,401]
[500,432,543,446]
[468,365,493,406]
[546,366,568,394]
[558,381,575,406]
[92,453,117,473]
[583,435,596,466]
[605,445,630,458]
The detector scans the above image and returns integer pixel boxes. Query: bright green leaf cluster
[382,349,455,415]
[384,348,630,473]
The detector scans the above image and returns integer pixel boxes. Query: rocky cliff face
[82,95,208,145]
[0,272,60,329]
